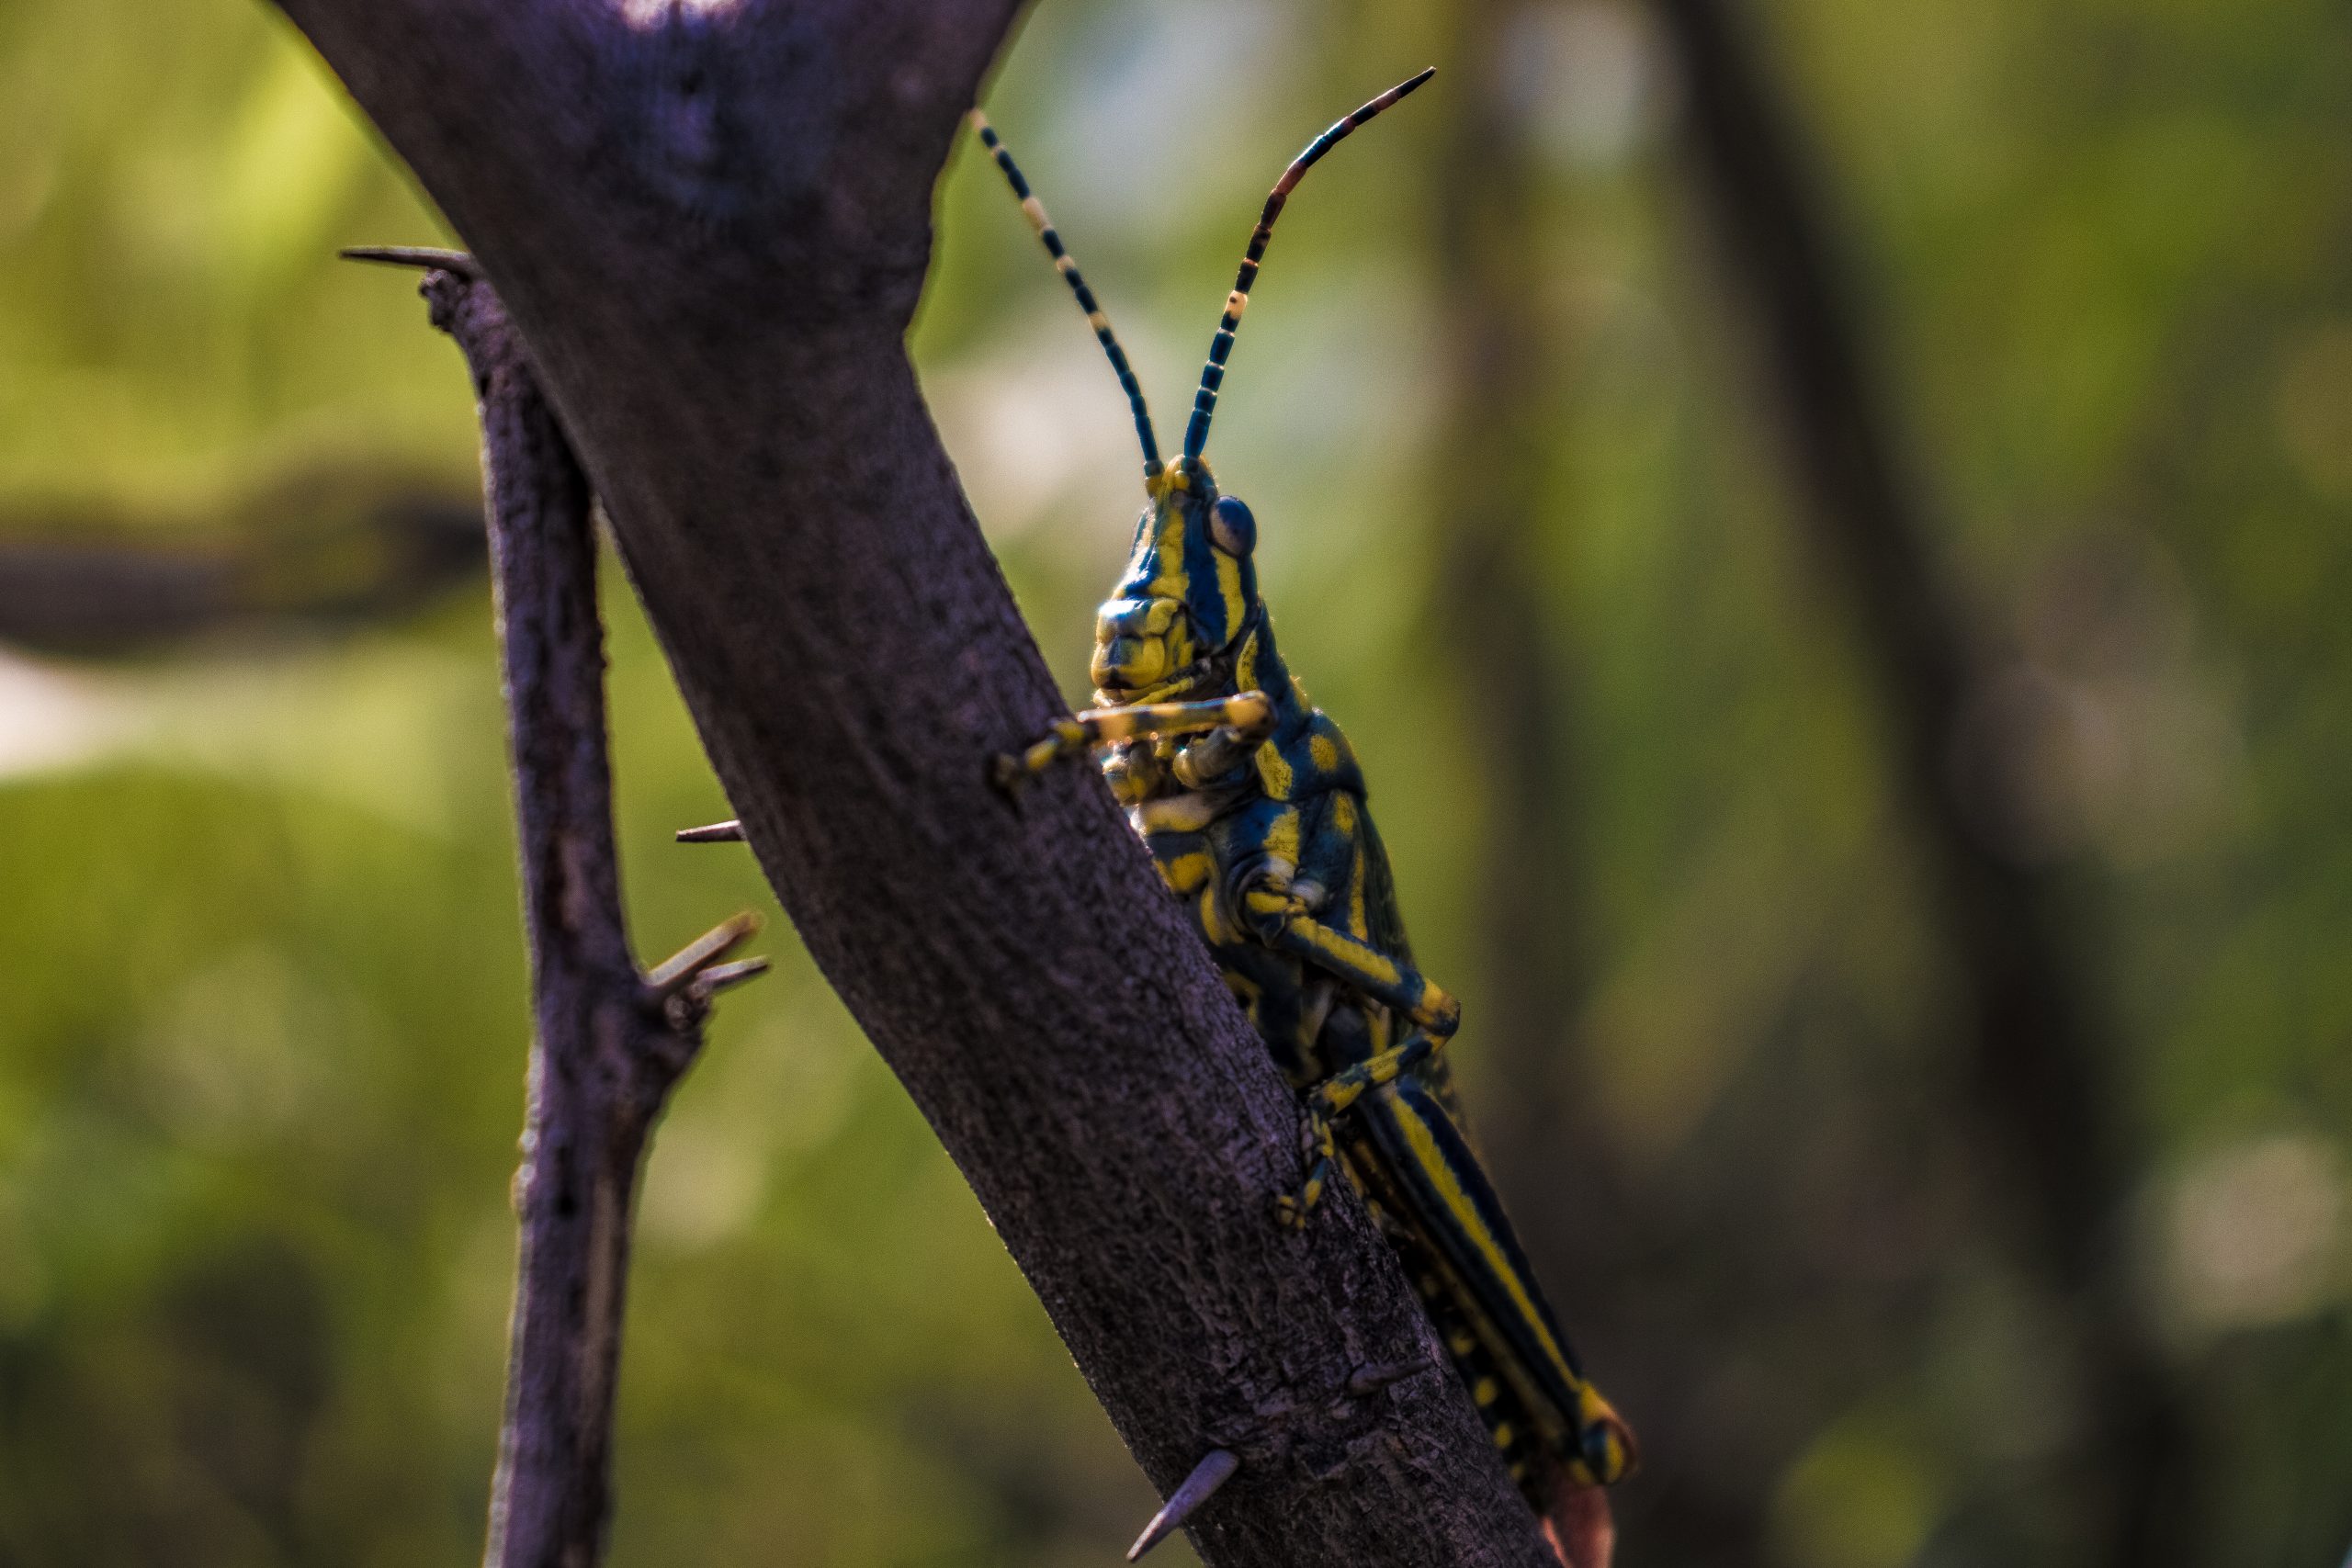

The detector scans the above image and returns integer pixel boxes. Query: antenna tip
[1406,66,1437,89]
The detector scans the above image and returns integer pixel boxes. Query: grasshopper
[974,69,1635,1557]
[682,67,1635,1560]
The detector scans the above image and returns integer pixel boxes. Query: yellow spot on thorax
[1257,739,1294,800]
[1265,807,1301,873]
[1309,733,1339,772]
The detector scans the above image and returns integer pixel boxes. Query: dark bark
[283,3,1557,1564]
[1648,0,2193,1560]
[405,261,763,1568]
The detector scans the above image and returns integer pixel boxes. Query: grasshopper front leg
[991,692,1273,791]
[1238,884,1462,1042]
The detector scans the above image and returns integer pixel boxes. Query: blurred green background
[4,0,2351,1564]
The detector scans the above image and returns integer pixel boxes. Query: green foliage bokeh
[4,0,2352,1564]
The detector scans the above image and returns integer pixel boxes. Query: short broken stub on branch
[349,245,767,1568]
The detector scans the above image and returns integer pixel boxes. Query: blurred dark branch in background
[1647,0,2193,1561]
[1429,15,1774,1562]
[0,465,482,658]
[1429,0,1592,1220]
[390,254,763,1568]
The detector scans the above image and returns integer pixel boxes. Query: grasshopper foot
[1275,1105,1340,1228]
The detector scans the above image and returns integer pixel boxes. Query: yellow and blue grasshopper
[974,69,1636,1555]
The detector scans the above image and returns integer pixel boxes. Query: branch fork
[288,3,1567,1561]
[356,249,767,1568]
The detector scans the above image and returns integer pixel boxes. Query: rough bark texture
[417,265,758,1568]
[1649,0,2193,1560]
[281,4,1558,1564]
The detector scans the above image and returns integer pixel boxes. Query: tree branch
[395,257,765,1568]
[0,464,482,658]
[287,3,1556,1563]
[1648,0,2193,1558]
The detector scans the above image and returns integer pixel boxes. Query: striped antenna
[970,109,1163,480]
[1182,68,1435,463]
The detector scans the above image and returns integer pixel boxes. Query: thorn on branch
[339,244,483,277]
[647,910,763,997]
[1127,1448,1240,1562]
[675,818,746,843]
[688,957,770,999]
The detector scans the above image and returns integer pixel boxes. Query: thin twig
[385,258,762,1568]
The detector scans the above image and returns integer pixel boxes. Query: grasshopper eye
[1211,496,1257,558]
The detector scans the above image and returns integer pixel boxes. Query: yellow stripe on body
[1216,549,1246,638]
[1335,1132,1579,1462]
[1149,502,1191,601]
[1385,1091,1579,1397]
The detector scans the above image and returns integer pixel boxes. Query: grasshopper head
[1089,458,1260,702]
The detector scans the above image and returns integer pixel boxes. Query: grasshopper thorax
[1090,458,1261,705]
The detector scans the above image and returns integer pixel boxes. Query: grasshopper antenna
[969,109,1165,484]
[1182,67,1435,465]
